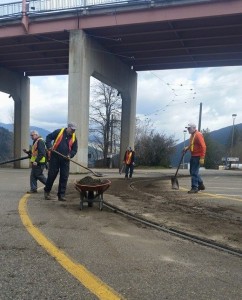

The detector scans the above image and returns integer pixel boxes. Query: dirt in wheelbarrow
[65,177,242,252]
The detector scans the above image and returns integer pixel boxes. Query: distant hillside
[0,123,50,142]
[170,123,242,167]
[0,127,13,162]
[0,123,102,166]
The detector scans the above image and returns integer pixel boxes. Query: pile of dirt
[77,176,104,186]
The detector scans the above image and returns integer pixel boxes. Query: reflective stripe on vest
[125,151,132,164]
[53,128,76,152]
[190,132,197,152]
[30,138,46,163]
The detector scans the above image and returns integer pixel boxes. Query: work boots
[198,183,205,191]
[27,190,37,194]
[44,192,51,200]
[188,188,198,194]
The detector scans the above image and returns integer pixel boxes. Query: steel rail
[103,201,242,258]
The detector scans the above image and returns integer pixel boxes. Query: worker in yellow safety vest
[23,130,47,193]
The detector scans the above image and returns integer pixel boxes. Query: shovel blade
[171,176,179,190]
[93,173,104,177]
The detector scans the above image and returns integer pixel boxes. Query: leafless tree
[90,81,121,166]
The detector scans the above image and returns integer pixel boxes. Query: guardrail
[0,1,22,18]
[0,0,138,18]
[0,0,221,19]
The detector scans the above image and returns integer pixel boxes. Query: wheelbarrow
[74,179,111,210]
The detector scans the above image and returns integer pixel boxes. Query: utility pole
[198,102,202,131]
[231,113,237,156]
[183,130,187,169]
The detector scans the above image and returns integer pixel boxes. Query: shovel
[0,156,29,166]
[171,152,185,190]
[52,150,104,177]
[119,163,125,175]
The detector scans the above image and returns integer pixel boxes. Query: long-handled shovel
[52,150,104,177]
[0,156,29,166]
[171,152,185,190]
[119,163,125,175]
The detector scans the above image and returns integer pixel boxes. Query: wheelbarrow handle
[52,150,103,177]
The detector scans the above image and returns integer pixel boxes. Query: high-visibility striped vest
[190,132,197,152]
[30,138,46,163]
[125,151,133,164]
[53,128,76,151]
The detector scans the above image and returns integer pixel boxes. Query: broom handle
[0,156,29,166]
[52,150,98,176]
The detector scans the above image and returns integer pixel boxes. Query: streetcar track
[103,201,242,258]
[104,178,242,258]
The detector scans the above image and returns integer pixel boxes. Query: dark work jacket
[46,128,78,158]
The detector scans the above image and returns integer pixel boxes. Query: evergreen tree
[202,128,225,169]
[0,127,13,162]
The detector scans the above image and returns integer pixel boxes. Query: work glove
[183,146,189,153]
[23,148,31,158]
[199,158,205,166]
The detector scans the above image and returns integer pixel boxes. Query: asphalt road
[0,167,242,300]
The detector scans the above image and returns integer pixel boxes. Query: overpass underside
[0,0,242,168]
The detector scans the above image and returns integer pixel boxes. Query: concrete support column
[67,30,137,171]
[14,76,30,168]
[0,67,30,169]
[120,75,137,166]
[68,30,91,172]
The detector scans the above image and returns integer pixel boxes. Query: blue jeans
[125,164,134,178]
[189,156,203,189]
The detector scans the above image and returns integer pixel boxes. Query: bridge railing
[0,0,218,19]
[28,0,127,12]
[0,0,139,19]
[0,1,22,18]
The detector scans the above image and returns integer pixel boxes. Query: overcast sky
[0,66,241,143]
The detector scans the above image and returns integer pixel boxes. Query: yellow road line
[180,187,242,202]
[18,194,124,300]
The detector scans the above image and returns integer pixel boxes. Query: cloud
[137,67,241,142]
[0,66,241,142]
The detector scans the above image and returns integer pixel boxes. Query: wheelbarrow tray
[74,179,111,210]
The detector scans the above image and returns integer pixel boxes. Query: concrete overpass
[0,0,242,169]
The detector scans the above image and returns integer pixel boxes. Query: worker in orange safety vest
[123,146,135,179]
[183,122,206,193]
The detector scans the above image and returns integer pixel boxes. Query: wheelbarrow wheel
[80,193,85,210]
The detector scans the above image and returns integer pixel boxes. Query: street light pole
[231,113,237,157]
[183,129,187,169]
